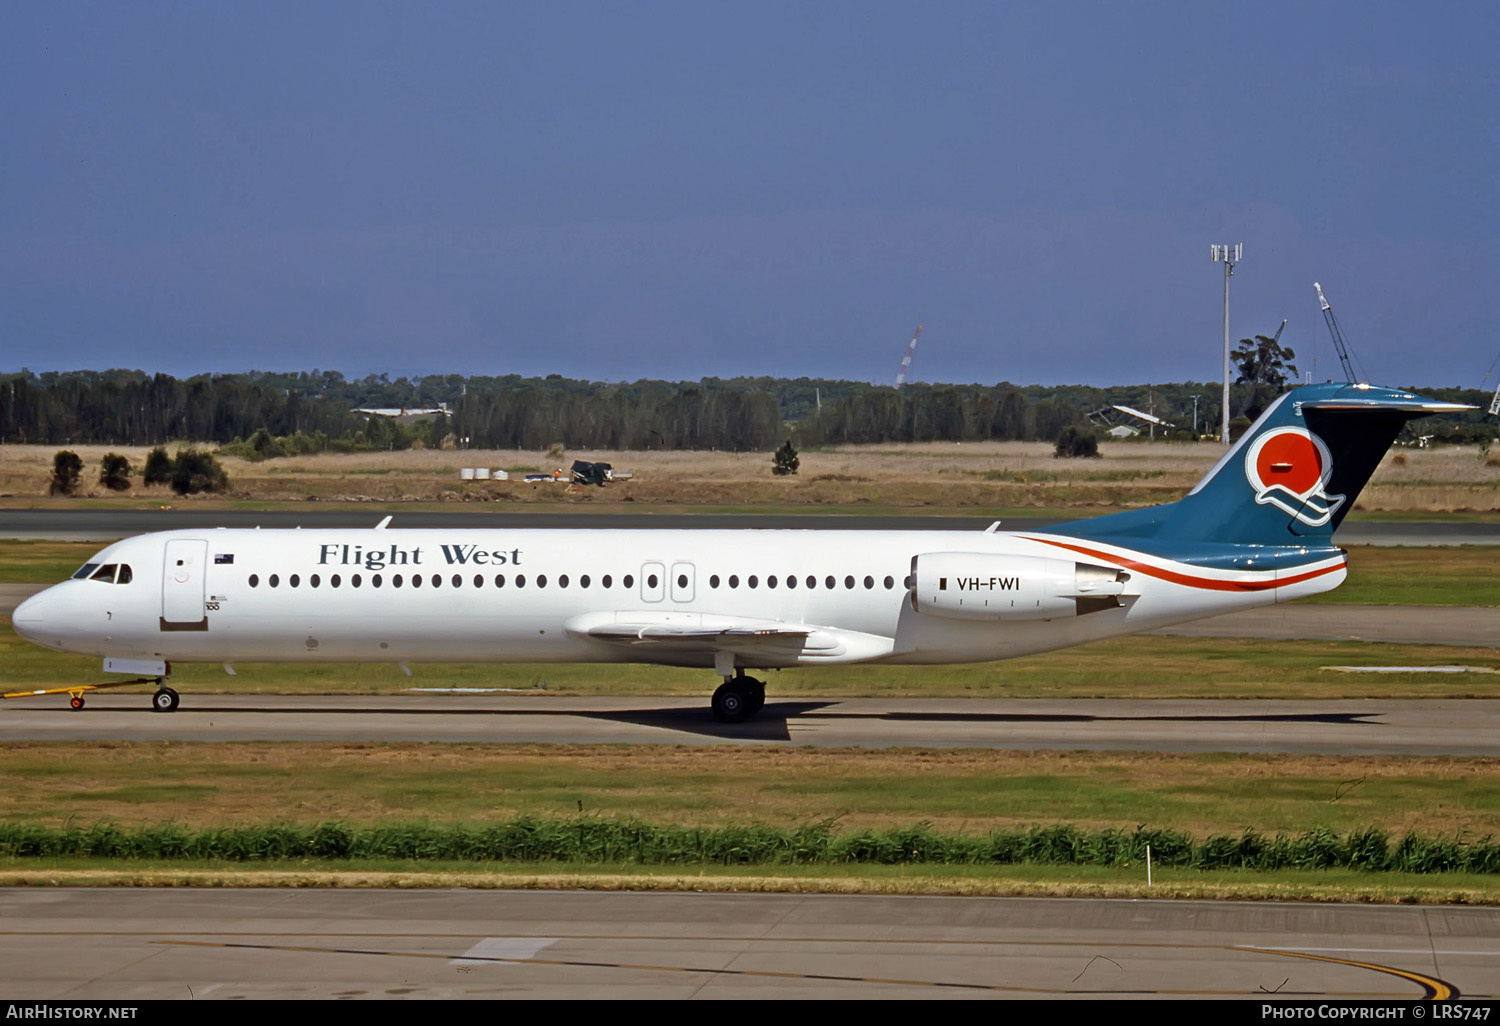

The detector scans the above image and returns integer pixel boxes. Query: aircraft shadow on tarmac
[583,704,1383,742]
[17,702,1382,745]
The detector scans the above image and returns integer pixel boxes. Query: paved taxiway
[1,889,1489,999]
[5,694,1500,754]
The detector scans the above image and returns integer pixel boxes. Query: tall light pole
[1210,244,1242,447]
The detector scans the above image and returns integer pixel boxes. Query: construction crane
[1313,282,1359,383]
[894,325,923,390]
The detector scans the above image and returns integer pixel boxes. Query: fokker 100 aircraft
[10,383,1469,721]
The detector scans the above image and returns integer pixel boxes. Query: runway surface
[5,694,1500,754]
[0,889,1488,999]
[1,508,1496,545]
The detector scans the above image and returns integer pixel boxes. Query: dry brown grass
[0,440,1494,512]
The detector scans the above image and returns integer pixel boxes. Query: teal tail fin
[1059,384,1472,547]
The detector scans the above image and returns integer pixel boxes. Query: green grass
[1300,546,1500,605]
[3,744,1497,840]
[0,818,1493,870]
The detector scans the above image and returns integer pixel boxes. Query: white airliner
[9,384,1468,721]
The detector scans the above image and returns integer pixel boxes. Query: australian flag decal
[214,554,235,564]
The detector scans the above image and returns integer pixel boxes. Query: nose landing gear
[151,683,180,712]
[2,674,179,712]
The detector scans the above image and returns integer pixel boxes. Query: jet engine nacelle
[909,552,1131,621]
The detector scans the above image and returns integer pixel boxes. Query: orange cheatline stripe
[1023,536,1345,593]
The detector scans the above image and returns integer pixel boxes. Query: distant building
[353,403,451,421]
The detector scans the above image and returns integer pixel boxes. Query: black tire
[746,680,766,716]
[70,696,84,710]
[152,687,180,713]
[711,682,751,723]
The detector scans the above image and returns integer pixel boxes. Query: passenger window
[559,575,569,588]
[352,574,363,588]
[580,575,591,588]
[748,575,758,589]
[473,574,483,588]
[72,563,100,580]
[728,575,739,589]
[331,574,341,588]
[623,574,633,588]
[602,574,612,588]
[825,576,835,589]
[495,574,506,587]
[766,575,777,589]
[116,564,133,584]
[785,575,795,589]
[411,574,420,588]
[289,574,300,588]
[372,574,382,588]
[884,575,894,589]
[844,576,855,589]
[249,574,260,588]
[806,575,815,589]
[516,575,526,588]
[537,575,547,588]
[90,564,117,583]
[269,574,280,588]
[310,574,320,588]
[710,575,720,588]
[432,574,442,588]
[864,576,874,589]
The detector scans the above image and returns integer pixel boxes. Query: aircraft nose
[12,587,60,644]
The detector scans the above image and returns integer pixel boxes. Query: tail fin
[1061,384,1472,547]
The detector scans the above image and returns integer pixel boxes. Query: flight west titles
[317,543,523,571]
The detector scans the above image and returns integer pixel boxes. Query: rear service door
[161,539,209,631]
[640,562,665,603]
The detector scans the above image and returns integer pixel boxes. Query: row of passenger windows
[72,562,134,584]
[246,571,903,592]
[708,573,897,591]
[249,571,631,591]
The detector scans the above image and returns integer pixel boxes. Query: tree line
[0,367,1489,451]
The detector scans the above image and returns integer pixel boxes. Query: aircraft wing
[563,612,894,663]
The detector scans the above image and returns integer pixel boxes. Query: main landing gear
[711,672,766,723]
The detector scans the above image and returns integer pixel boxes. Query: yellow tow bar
[3,678,160,711]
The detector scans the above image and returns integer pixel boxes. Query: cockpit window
[89,564,118,583]
[72,563,100,580]
[116,564,133,584]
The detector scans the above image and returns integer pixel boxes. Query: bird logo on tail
[1243,427,1346,527]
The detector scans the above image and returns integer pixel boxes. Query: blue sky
[3,1,1495,387]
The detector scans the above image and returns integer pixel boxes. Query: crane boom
[894,325,923,389]
[1314,282,1358,383]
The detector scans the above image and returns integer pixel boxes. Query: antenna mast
[894,325,923,389]
[1210,243,1242,447]
[1314,282,1359,383]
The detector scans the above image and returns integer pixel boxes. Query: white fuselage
[12,527,1346,672]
